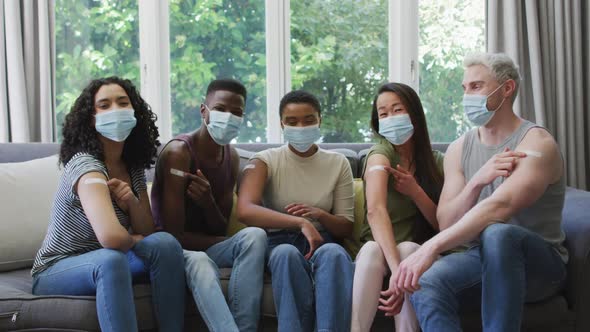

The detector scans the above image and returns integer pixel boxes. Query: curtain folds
[0,0,55,143]
[487,0,589,189]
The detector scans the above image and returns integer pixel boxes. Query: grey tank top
[461,120,568,262]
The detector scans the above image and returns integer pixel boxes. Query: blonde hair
[464,52,521,101]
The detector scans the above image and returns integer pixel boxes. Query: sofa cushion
[0,155,61,272]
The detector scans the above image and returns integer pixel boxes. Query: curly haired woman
[31,77,186,332]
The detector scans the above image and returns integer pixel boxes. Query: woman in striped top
[31,77,185,332]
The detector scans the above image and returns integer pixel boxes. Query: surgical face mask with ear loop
[283,124,321,153]
[378,114,414,145]
[463,82,507,126]
[205,106,243,145]
[95,109,137,142]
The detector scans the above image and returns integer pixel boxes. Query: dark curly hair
[59,77,160,169]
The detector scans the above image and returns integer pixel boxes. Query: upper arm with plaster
[170,168,186,178]
[243,163,256,171]
[83,178,108,185]
[486,130,561,218]
[368,165,387,173]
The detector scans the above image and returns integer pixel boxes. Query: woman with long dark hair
[31,77,185,332]
[351,82,444,332]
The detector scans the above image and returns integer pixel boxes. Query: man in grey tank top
[390,53,567,331]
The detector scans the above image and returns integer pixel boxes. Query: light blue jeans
[267,230,354,332]
[32,232,186,332]
[183,227,267,332]
[410,223,566,332]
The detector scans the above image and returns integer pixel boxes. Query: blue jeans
[267,230,354,332]
[184,227,267,332]
[32,232,186,332]
[410,223,566,332]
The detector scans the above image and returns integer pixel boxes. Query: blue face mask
[463,83,506,126]
[95,109,137,142]
[205,107,243,145]
[378,114,414,145]
[283,124,321,153]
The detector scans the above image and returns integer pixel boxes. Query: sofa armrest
[561,187,590,332]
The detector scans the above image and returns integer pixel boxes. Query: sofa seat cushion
[0,267,277,331]
[460,294,575,331]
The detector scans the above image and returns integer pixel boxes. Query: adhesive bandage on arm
[83,178,108,186]
[170,168,186,178]
[368,165,387,173]
[517,149,542,158]
[243,164,256,171]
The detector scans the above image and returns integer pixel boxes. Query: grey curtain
[487,0,590,190]
[0,0,55,143]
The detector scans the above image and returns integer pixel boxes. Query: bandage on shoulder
[170,168,186,178]
[368,165,387,173]
[518,149,542,158]
[243,164,256,171]
[83,178,107,186]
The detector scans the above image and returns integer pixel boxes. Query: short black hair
[206,78,247,101]
[279,90,321,117]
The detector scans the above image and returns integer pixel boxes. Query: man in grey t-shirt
[388,53,567,331]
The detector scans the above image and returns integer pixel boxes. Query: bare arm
[365,154,402,270]
[237,159,323,258]
[429,129,560,253]
[126,188,155,236]
[158,142,225,251]
[436,136,526,230]
[237,159,308,229]
[435,136,481,230]
[395,129,561,291]
[78,172,138,251]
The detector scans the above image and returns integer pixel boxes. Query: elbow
[437,209,451,231]
[237,199,260,227]
[99,233,133,251]
[366,206,386,227]
[236,202,252,225]
[481,196,512,223]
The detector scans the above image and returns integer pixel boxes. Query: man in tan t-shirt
[238,90,355,332]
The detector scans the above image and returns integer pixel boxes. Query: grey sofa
[0,142,589,332]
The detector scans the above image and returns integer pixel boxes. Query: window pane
[419,0,485,142]
[55,0,140,140]
[169,0,266,143]
[291,0,388,143]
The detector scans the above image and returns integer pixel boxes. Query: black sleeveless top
[151,134,235,235]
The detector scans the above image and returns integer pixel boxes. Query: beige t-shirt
[252,145,354,231]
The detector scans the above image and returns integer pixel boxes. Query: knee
[238,227,267,250]
[356,241,384,263]
[314,243,351,263]
[355,241,386,274]
[270,244,300,261]
[398,241,421,260]
[146,231,183,256]
[480,223,520,254]
[268,244,303,268]
[184,251,214,268]
[409,269,445,306]
[96,249,129,273]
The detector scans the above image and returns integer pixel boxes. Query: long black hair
[370,82,443,242]
[59,77,160,169]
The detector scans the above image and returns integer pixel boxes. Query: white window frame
[136,0,419,144]
[138,0,172,142]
